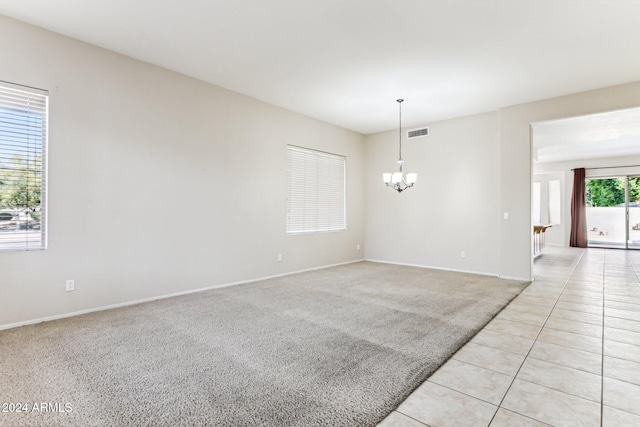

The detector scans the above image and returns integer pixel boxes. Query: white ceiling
[532,107,640,164]
[2,0,640,134]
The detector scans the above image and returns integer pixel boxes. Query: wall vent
[407,127,429,139]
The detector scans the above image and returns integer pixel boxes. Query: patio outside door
[629,176,640,249]
[586,176,640,249]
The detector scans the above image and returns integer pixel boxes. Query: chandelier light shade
[383,99,417,193]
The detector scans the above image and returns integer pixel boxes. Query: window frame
[0,81,49,252]
[286,145,346,235]
[533,181,541,225]
[548,179,561,225]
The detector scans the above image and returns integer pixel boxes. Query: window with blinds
[0,82,48,251]
[548,179,561,225]
[533,181,541,224]
[286,145,345,234]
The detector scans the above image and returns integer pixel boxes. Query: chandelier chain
[382,98,416,193]
[397,99,403,161]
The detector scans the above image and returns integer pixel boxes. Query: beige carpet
[0,261,528,427]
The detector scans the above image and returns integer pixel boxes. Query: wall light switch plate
[503,212,509,220]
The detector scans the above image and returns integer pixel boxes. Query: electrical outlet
[277,254,283,262]
[66,279,75,292]
[356,244,361,250]
[461,251,466,258]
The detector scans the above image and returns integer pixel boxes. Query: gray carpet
[0,262,528,427]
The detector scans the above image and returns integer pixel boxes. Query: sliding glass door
[586,176,640,249]
[629,176,640,249]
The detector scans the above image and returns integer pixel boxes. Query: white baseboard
[365,258,500,278]
[499,275,534,282]
[0,258,365,331]
[365,258,532,282]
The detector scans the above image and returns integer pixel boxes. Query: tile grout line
[448,349,521,375]
[487,248,587,426]
[599,251,640,425]
[525,354,601,377]
[422,380,500,408]
[391,410,431,427]
[389,249,640,427]
[599,251,640,421]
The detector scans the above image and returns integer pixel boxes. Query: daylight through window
[548,179,561,225]
[0,82,48,251]
[533,181,541,224]
[286,145,345,234]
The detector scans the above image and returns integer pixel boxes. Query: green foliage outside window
[586,177,640,207]
[0,154,42,220]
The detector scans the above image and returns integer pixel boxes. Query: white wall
[364,112,501,276]
[532,172,564,246]
[499,82,640,279]
[366,83,640,281]
[0,15,365,328]
[5,14,640,327]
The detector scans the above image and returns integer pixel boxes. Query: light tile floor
[378,246,640,427]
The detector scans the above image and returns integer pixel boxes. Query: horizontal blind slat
[286,145,345,234]
[0,83,48,251]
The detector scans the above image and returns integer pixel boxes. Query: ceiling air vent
[407,127,429,139]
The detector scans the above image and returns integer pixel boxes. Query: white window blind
[0,82,48,251]
[533,181,541,224]
[286,145,345,234]
[548,179,561,225]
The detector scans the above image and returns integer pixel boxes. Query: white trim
[286,145,346,234]
[499,275,534,281]
[0,258,365,331]
[0,82,48,252]
[365,258,500,278]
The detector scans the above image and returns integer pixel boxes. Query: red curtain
[570,168,588,247]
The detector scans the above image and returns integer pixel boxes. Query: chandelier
[383,99,417,192]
